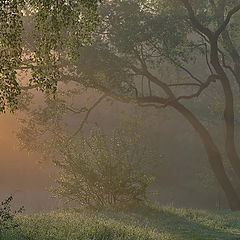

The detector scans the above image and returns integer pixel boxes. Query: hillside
[2,203,240,240]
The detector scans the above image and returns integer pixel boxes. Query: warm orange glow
[0,114,59,213]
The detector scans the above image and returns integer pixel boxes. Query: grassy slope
[2,203,240,240]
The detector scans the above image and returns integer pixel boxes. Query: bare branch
[221,30,240,87]
[204,43,213,74]
[131,65,175,98]
[71,94,107,138]
[155,74,221,109]
[216,4,240,36]
[66,106,88,114]
[180,0,213,39]
[175,74,220,102]
[149,40,204,84]
[218,49,238,79]
[137,102,166,110]
[136,96,171,110]
[168,83,201,87]
[169,59,203,84]
[196,29,239,80]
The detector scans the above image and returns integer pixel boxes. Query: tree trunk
[172,102,240,210]
[182,0,240,191]
[210,39,240,181]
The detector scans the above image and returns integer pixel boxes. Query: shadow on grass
[94,203,240,240]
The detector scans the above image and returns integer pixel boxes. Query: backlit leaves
[0,0,24,112]
[0,0,100,112]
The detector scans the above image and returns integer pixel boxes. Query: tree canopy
[67,0,240,210]
[0,0,100,112]
[3,0,240,210]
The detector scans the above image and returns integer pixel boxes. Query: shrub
[52,123,159,207]
[0,195,24,234]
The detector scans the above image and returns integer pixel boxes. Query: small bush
[52,123,160,207]
[0,195,24,234]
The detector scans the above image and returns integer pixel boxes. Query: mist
[1,1,240,239]
[0,94,229,212]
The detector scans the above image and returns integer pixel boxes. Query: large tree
[3,0,240,210]
[48,0,240,210]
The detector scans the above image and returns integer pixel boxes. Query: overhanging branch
[71,94,107,138]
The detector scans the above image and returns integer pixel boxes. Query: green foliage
[0,0,24,112]
[0,0,100,112]
[3,204,240,240]
[1,0,240,113]
[0,196,24,235]
[52,124,157,207]
[69,0,215,97]
[29,0,100,94]
[66,0,240,100]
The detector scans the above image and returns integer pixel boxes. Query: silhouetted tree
[3,0,240,210]
[53,0,240,210]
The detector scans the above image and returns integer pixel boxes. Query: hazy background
[0,113,62,213]
[0,98,228,213]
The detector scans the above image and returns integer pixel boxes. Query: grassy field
[2,203,240,240]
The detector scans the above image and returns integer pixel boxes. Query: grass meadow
[1,203,240,240]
